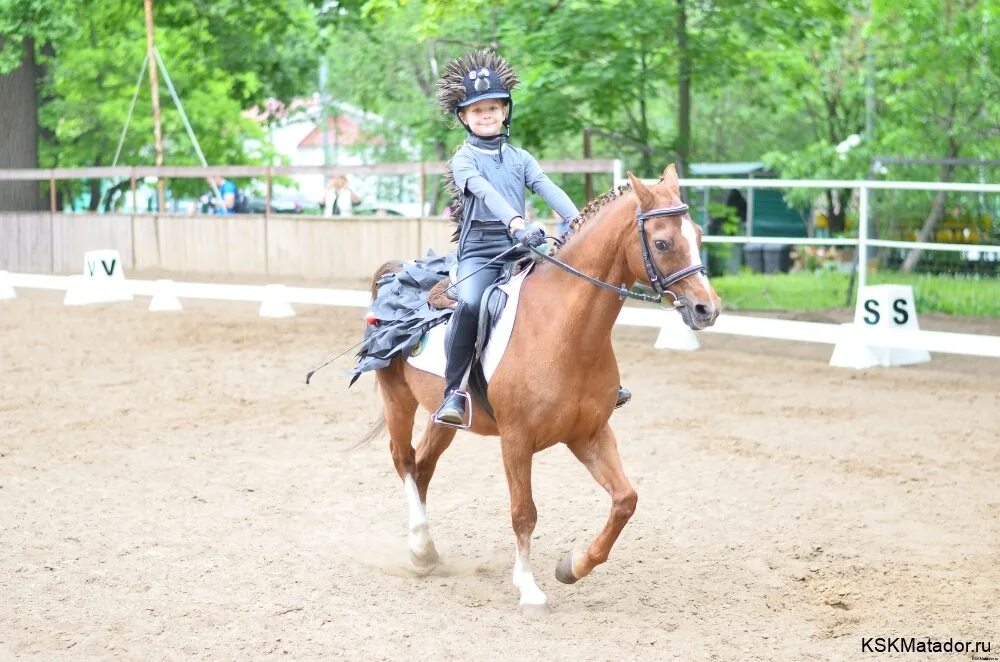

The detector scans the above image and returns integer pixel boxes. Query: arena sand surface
[1,289,998,661]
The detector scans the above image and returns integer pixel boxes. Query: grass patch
[712,271,1000,317]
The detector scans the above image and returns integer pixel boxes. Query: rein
[531,203,706,307]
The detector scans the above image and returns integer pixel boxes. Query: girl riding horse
[433,50,631,428]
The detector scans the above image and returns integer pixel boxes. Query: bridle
[635,203,707,305]
[530,202,707,307]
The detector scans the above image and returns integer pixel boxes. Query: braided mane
[550,183,633,257]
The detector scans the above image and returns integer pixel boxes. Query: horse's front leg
[557,424,638,584]
[501,438,550,617]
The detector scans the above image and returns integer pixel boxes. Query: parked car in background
[243,194,321,215]
[351,201,422,217]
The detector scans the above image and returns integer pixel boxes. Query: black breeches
[443,223,515,394]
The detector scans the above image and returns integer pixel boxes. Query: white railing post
[613,159,624,187]
[858,185,869,292]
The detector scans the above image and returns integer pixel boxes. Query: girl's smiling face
[459,99,509,137]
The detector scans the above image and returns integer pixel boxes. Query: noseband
[636,204,707,305]
[528,202,707,307]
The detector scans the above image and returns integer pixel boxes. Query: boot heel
[433,391,473,430]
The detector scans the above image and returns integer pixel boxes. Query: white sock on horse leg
[404,474,437,565]
[512,541,548,607]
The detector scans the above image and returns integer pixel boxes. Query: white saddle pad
[406,265,531,382]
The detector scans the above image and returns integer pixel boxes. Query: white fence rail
[662,176,1000,291]
[3,170,997,365]
[6,272,999,360]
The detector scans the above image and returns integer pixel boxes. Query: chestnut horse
[369,165,720,615]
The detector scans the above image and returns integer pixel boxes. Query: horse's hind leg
[376,363,439,569]
[557,424,637,584]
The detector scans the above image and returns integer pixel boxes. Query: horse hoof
[520,602,552,619]
[410,544,440,570]
[554,551,579,584]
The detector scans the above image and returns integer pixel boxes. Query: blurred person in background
[206,176,239,214]
[325,175,361,216]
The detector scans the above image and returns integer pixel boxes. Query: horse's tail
[353,413,386,450]
[370,260,404,299]
[355,261,398,450]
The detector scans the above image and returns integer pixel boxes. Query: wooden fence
[0,212,469,279]
[0,159,619,278]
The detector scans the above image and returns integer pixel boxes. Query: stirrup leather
[433,391,473,430]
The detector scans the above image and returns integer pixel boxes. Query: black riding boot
[434,221,514,427]
[434,300,480,426]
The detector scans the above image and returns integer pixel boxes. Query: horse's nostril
[694,303,712,319]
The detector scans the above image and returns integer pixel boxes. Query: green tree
[1,0,324,208]
[872,0,999,270]
[323,0,515,210]
[752,1,868,234]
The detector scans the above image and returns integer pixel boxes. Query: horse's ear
[661,164,680,192]
[627,171,654,210]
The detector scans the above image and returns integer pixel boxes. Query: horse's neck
[533,197,636,351]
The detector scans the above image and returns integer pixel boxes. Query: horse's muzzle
[677,299,718,331]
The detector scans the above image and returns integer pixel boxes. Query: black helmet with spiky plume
[437,49,519,133]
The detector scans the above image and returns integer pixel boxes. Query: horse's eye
[654,239,672,251]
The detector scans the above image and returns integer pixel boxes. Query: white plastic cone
[258,284,295,318]
[830,284,930,369]
[64,249,133,305]
[149,279,183,312]
[654,309,700,351]
[0,271,16,300]
[63,275,93,305]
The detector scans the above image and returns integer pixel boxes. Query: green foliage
[713,270,1000,317]
[0,0,76,73]
[872,0,999,162]
[3,0,999,219]
[2,0,323,185]
[714,270,852,311]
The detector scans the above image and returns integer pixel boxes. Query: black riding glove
[513,226,547,248]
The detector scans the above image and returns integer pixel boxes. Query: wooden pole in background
[144,0,166,214]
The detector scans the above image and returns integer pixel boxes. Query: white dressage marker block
[64,249,133,305]
[654,308,700,351]
[149,279,183,312]
[259,284,295,318]
[830,284,931,369]
[0,271,16,300]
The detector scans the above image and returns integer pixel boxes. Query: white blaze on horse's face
[679,215,711,290]
[646,213,702,279]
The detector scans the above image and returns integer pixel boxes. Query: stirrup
[614,387,632,409]
[433,391,472,430]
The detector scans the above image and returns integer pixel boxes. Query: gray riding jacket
[451,137,579,228]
